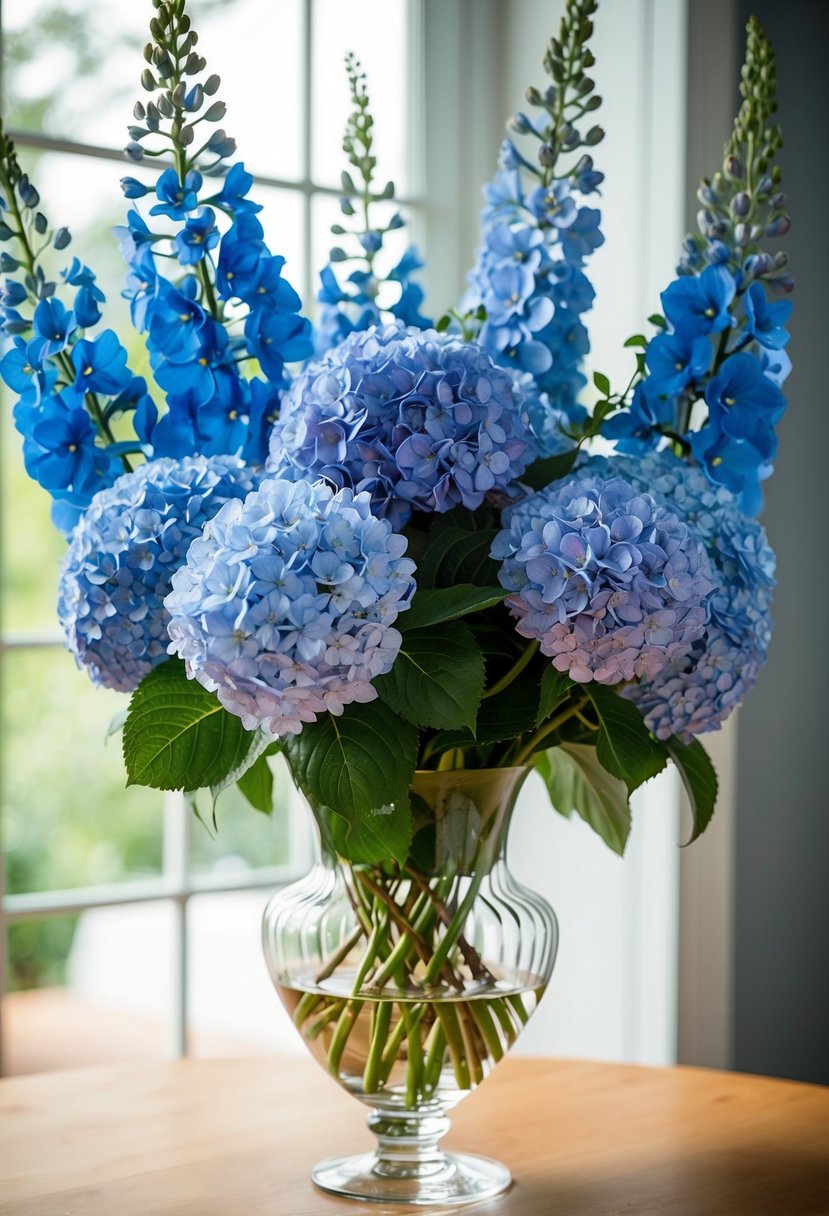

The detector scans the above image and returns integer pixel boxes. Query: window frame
[0,0,427,1075]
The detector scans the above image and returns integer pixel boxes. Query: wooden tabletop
[1,1055,827,1215]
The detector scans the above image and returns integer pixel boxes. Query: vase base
[311,1150,511,1206]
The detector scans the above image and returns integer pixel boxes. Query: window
[0,0,423,1075]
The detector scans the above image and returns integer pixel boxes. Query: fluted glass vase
[262,766,557,1206]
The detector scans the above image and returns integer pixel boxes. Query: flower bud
[773,251,789,269]
[730,191,751,217]
[525,86,542,106]
[735,222,750,247]
[725,155,743,179]
[766,215,791,237]
[538,143,556,167]
[750,224,764,242]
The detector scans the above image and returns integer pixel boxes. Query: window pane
[189,755,299,877]
[254,186,307,306]
[3,0,147,149]
[312,0,410,193]
[3,902,174,1074]
[199,0,304,181]
[187,890,304,1057]
[3,0,304,181]
[2,646,163,896]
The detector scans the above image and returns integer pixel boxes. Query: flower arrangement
[0,0,790,857]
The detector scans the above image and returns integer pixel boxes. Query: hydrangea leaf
[123,658,254,791]
[236,753,276,816]
[585,684,668,793]
[426,674,539,756]
[328,798,413,866]
[209,728,276,816]
[283,700,418,831]
[665,735,718,844]
[401,583,505,632]
[375,621,485,731]
[522,449,579,492]
[417,528,501,589]
[536,665,574,726]
[536,743,632,856]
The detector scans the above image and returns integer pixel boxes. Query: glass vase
[262,766,558,1206]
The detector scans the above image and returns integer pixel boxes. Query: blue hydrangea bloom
[268,323,536,528]
[165,477,416,736]
[492,471,715,685]
[578,450,775,737]
[58,455,260,692]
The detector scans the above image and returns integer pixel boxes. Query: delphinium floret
[267,322,536,529]
[314,54,430,357]
[491,469,716,684]
[165,477,417,735]
[0,124,148,535]
[58,454,260,692]
[460,0,604,456]
[118,0,313,465]
[604,17,792,515]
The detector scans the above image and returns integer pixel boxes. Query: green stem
[511,694,589,767]
[315,925,363,984]
[362,999,392,1093]
[328,1000,364,1077]
[423,1019,446,1093]
[481,640,539,700]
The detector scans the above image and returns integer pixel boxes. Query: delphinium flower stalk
[314,53,430,356]
[459,0,604,458]
[0,125,148,534]
[119,0,313,464]
[605,17,792,515]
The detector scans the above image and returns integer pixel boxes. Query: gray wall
[723,0,829,1085]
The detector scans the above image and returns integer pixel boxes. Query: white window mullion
[162,792,191,1058]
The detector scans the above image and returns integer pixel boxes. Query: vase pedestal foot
[311,1149,511,1206]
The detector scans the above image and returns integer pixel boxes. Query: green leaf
[402,584,505,632]
[417,527,501,589]
[585,685,668,793]
[537,743,632,855]
[375,621,485,731]
[536,666,574,726]
[428,674,540,755]
[623,334,648,349]
[105,707,128,742]
[522,448,579,491]
[123,658,253,792]
[648,312,667,329]
[665,735,718,845]
[208,728,275,819]
[236,753,275,815]
[328,798,413,865]
[283,699,417,822]
[593,370,611,395]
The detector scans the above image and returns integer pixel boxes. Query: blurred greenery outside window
[1,0,415,1001]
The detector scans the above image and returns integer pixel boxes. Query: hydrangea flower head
[58,455,260,693]
[578,449,775,736]
[165,477,416,736]
[492,471,716,684]
[267,323,535,528]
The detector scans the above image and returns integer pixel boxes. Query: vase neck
[312,766,530,877]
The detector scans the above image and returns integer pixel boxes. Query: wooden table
[1,1056,827,1215]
